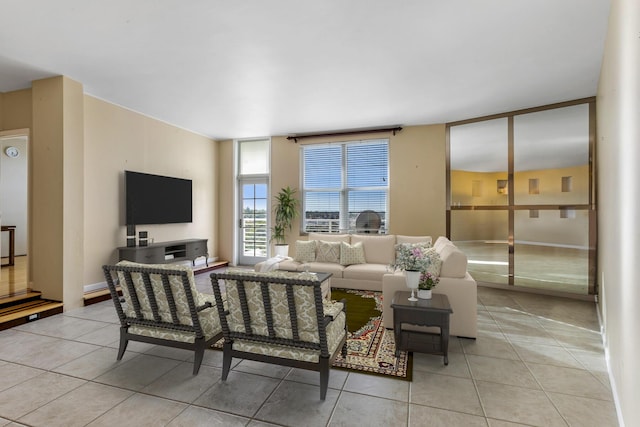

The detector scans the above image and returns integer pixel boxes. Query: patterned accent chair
[102,261,223,374]
[210,270,348,400]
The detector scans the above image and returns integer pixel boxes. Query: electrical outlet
[28,314,38,321]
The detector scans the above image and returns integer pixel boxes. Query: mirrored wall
[448,100,595,296]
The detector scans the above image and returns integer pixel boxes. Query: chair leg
[193,339,205,375]
[117,327,129,360]
[221,341,233,381]
[319,357,330,400]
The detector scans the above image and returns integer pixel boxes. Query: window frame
[300,139,389,234]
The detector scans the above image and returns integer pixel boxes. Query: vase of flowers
[392,244,430,301]
[392,244,429,272]
[418,271,439,299]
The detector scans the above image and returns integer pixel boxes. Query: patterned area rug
[331,288,411,380]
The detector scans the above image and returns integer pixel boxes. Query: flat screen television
[125,170,192,225]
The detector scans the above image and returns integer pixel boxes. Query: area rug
[330,288,411,380]
[211,288,411,380]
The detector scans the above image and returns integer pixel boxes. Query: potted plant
[418,271,439,299]
[271,186,300,257]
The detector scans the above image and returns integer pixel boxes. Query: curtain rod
[286,126,402,143]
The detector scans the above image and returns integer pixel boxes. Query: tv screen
[125,170,192,225]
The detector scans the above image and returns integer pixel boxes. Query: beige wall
[83,96,218,287]
[0,89,32,130]
[216,139,234,263]
[1,81,218,308]
[217,125,447,264]
[596,0,639,425]
[31,76,85,306]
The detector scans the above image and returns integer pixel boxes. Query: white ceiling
[0,0,610,140]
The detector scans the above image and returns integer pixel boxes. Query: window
[302,139,389,233]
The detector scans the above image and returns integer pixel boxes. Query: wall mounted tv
[125,170,192,225]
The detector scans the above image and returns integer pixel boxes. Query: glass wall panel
[514,104,589,205]
[514,209,589,294]
[450,118,508,207]
[451,210,509,285]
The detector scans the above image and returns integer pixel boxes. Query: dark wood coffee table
[391,291,453,365]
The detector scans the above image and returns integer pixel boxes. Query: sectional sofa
[256,233,477,338]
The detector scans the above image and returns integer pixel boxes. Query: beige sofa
[382,236,477,338]
[256,233,477,338]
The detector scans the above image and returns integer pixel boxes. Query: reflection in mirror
[514,209,589,294]
[449,101,593,295]
[514,104,589,205]
[513,104,590,294]
[450,118,509,286]
[451,210,509,285]
[450,118,508,206]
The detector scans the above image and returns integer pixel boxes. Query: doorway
[237,179,268,266]
[0,131,29,297]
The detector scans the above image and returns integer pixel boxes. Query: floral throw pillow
[316,240,341,263]
[294,240,316,263]
[423,248,442,277]
[340,241,366,266]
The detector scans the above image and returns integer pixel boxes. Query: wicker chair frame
[210,272,347,400]
[102,264,222,374]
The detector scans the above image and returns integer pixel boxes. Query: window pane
[304,191,340,233]
[347,141,388,187]
[303,145,342,189]
[239,139,269,175]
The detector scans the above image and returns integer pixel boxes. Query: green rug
[331,288,411,380]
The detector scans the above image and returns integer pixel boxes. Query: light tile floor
[0,285,619,426]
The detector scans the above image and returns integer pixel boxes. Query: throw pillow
[340,241,366,266]
[423,248,442,277]
[294,240,316,263]
[316,240,341,263]
[394,242,432,267]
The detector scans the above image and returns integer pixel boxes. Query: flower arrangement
[392,244,430,272]
[419,271,439,290]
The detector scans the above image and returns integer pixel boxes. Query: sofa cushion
[343,263,390,282]
[438,243,468,278]
[351,234,396,265]
[316,240,341,263]
[396,235,433,246]
[340,241,366,266]
[294,240,316,263]
[305,262,346,277]
[308,232,350,243]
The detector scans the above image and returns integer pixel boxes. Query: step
[0,299,64,331]
[0,291,43,309]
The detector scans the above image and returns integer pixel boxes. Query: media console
[118,239,208,266]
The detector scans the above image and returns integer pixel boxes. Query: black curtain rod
[287,126,402,143]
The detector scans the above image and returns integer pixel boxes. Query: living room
[0,0,638,426]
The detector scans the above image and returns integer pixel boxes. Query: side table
[391,291,453,365]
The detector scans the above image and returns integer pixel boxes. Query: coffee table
[302,271,332,300]
[391,291,453,365]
